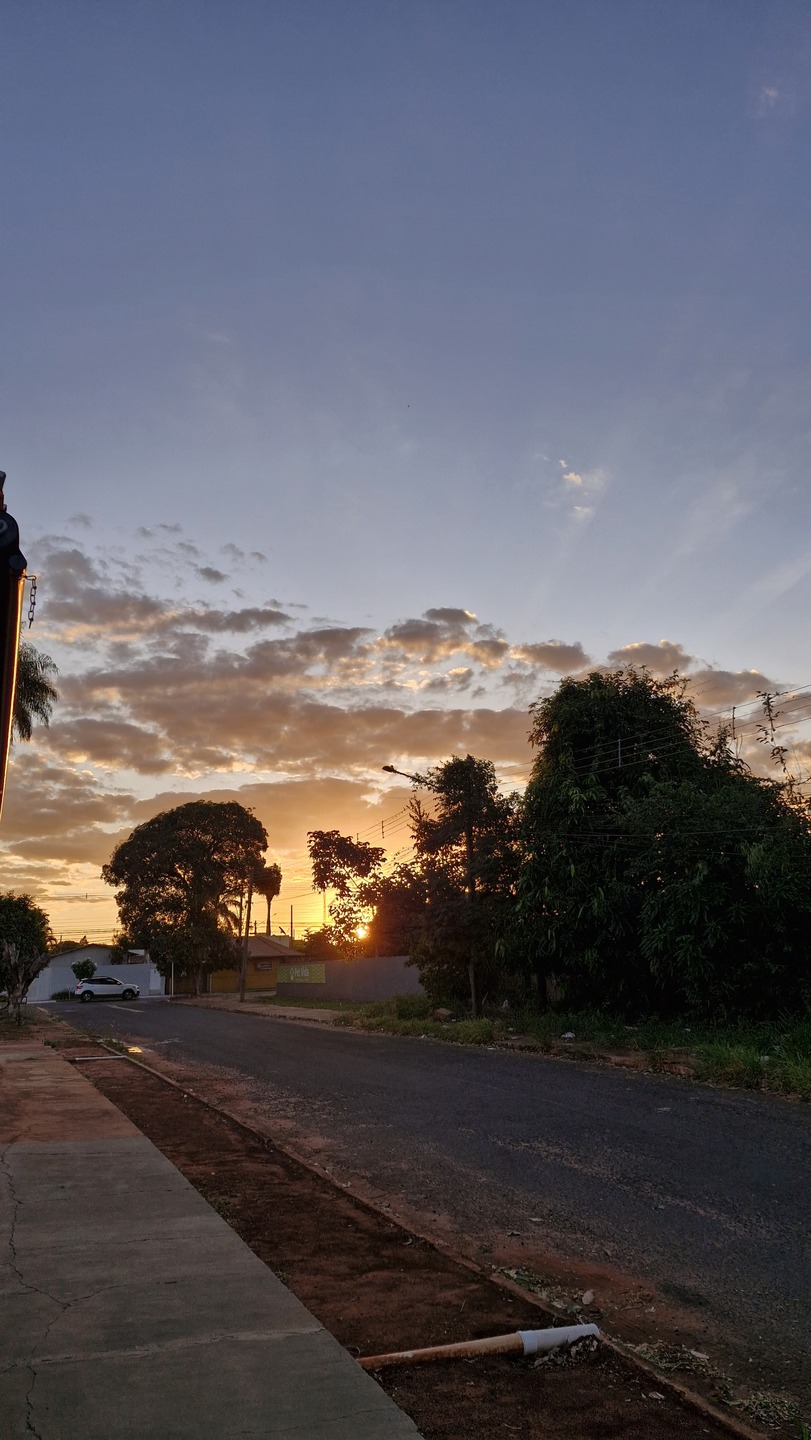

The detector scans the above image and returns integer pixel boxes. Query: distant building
[173,934,294,995]
[52,943,146,969]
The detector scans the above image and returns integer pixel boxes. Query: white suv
[74,976,140,1002]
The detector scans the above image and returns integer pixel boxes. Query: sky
[2,0,811,940]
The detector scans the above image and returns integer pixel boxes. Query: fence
[275,954,423,1003]
[27,962,164,1002]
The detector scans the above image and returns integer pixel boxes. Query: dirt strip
[54,1033,774,1440]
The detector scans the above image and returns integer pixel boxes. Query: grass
[0,1008,36,1032]
[256,994,361,1011]
[330,995,811,1098]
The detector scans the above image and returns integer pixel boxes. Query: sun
[355,924,368,939]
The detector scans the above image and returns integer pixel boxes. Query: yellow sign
[277,962,326,985]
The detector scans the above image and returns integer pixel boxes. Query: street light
[384,756,481,1016]
[382,764,427,785]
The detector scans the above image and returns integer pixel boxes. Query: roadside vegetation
[297,671,811,1100]
[330,995,811,1099]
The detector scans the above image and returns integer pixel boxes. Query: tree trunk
[533,956,549,1012]
[468,960,481,1019]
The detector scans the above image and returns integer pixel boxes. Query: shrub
[71,958,97,981]
[394,993,431,1020]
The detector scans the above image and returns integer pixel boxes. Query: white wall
[27,962,164,1002]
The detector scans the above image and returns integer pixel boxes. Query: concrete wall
[275,955,423,1003]
[27,962,164,1002]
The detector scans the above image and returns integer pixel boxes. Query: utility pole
[239,880,254,1002]
[383,759,482,1018]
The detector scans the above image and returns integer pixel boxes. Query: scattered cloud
[686,667,778,711]
[511,640,592,673]
[547,463,608,524]
[13,526,789,932]
[606,639,695,675]
[381,608,507,667]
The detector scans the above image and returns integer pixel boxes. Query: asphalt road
[53,1000,810,1391]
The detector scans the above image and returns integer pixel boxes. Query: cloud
[185,604,290,633]
[511,640,592,673]
[1,752,135,864]
[686,667,779,711]
[46,719,176,775]
[33,540,290,641]
[606,640,695,675]
[381,609,507,667]
[16,526,790,930]
[423,607,477,625]
[546,464,608,525]
[420,668,475,694]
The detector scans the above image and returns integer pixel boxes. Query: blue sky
[2,2,810,937]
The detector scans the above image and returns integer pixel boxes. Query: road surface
[51,999,810,1402]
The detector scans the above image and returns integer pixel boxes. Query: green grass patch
[498,1006,811,1098]
[347,1013,495,1044]
[256,995,360,1011]
[0,1008,36,1031]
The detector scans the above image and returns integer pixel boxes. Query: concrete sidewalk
[0,1041,421,1440]
[176,995,342,1024]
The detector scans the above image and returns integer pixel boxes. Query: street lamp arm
[382,764,429,786]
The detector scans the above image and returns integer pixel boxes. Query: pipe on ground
[358,1323,599,1370]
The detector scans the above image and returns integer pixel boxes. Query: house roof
[245,934,293,958]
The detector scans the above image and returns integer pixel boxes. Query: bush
[71,959,97,981]
[393,993,431,1020]
[50,989,73,1001]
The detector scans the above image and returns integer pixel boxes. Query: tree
[520,669,811,1019]
[0,892,52,1023]
[13,641,58,741]
[306,830,386,953]
[71,957,97,981]
[307,830,385,897]
[255,861,283,935]
[410,756,521,1015]
[362,862,428,958]
[102,801,268,995]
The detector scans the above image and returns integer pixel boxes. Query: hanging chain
[27,574,37,628]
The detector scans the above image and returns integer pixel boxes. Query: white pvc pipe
[358,1324,599,1370]
[519,1324,599,1356]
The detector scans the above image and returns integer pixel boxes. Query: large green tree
[0,892,52,1023]
[410,755,521,1015]
[520,669,811,1018]
[102,801,268,994]
[13,641,58,740]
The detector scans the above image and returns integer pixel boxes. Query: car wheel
[81,991,94,1002]
[122,989,135,1000]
